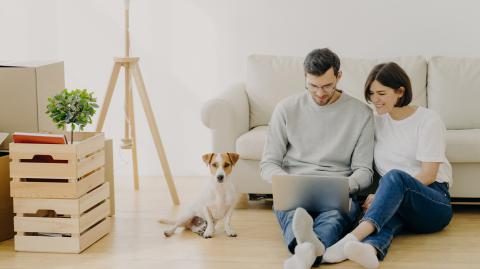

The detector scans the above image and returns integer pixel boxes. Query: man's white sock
[292,208,325,256]
[323,233,358,263]
[344,241,379,269]
[284,242,316,269]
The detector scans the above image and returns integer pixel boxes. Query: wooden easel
[95,0,179,205]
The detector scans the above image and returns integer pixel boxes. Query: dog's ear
[202,153,215,166]
[226,152,240,166]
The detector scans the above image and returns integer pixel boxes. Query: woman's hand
[362,194,375,212]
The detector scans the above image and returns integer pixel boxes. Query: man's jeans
[274,200,360,261]
[361,169,452,260]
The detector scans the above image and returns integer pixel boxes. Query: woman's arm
[415,162,440,185]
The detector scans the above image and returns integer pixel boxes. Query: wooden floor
[0,175,479,269]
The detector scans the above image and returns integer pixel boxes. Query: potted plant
[46,89,98,144]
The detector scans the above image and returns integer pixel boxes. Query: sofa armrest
[201,83,249,152]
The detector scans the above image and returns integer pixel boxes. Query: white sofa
[201,55,480,198]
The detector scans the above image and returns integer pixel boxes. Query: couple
[260,48,453,269]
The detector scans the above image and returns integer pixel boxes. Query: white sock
[323,233,358,263]
[344,241,379,269]
[292,208,325,256]
[284,242,316,269]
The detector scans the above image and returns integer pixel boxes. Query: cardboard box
[0,61,65,150]
[0,150,14,242]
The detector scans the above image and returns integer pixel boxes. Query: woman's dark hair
[304,48,340,76]
[364,62,412,107]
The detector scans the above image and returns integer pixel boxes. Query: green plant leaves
[46,88,98,131]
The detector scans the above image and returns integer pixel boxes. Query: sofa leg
[235,193,249,209]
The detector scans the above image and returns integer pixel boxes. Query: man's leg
[274,208,322,269]
[274,208,297,254]
[292,208,326,256]
[312,200,361,265]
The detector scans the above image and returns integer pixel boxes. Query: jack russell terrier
[159,152,240,238]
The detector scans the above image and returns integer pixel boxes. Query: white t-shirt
[374,106,452,186]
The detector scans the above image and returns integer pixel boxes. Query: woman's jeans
[274,199,361,260]
[361,169,452,260]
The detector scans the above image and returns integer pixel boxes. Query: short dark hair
[364,62,412,107]
[304,48,341,76]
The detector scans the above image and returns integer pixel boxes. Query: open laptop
[272,175,350,213]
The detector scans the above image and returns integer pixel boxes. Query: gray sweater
[260,91,374,193]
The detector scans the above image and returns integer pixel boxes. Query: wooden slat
[13,196,79,215]
[9,152,75,162]
[75,133,104,159]
[10,167,105,198]
[14,215,79,234]
[77,168,105,198]
[76,150,105,178]
[9,143,75,157]
[14,199,110,234]
[79,217,110,252]
[14,234,81,253]
[11,180,75,198]
[79,183,110,213]
[13,182,109,215]
[13,217,110,253]
[79,200,110,233]
[10,161,76,179]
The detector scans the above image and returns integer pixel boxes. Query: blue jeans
[361,169,452,260]
[274,200,361,263]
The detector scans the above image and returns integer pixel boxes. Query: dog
[159,152,240,238]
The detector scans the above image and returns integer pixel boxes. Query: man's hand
[362,194,375,212]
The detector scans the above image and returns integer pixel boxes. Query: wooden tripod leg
[126,66,140,190]
[124,64,131,141]
[131,62,180,205]
[96,62,122,132]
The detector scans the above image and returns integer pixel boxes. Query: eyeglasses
[305,79,337,93]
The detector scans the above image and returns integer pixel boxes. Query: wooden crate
[13,183,110,253]
[9,132,105,199]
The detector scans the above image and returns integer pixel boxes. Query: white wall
[2,0,480,177]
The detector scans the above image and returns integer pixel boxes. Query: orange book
[12,132,67,144]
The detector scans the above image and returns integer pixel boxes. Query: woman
[322,62,453,268]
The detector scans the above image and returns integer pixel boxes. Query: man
[260,48,374,269]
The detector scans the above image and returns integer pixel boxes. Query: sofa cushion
[246,55,305,128]
[428,56,480,129]
[338,56,428,108]
[236,126,267,160]
[246,55,427,128]
[446,129,480,162]
[235,127,480,164]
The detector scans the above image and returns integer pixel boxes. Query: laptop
[272,175,350,213]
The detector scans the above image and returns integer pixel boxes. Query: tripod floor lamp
[96,0,180,205]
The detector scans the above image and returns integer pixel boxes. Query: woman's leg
[354,213,404,262]
[324,169,451,264]
[360,170,451,237]
[346,174,451,268]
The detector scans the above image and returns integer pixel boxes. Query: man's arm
[260,105,289,183]
[348,113,374,193]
